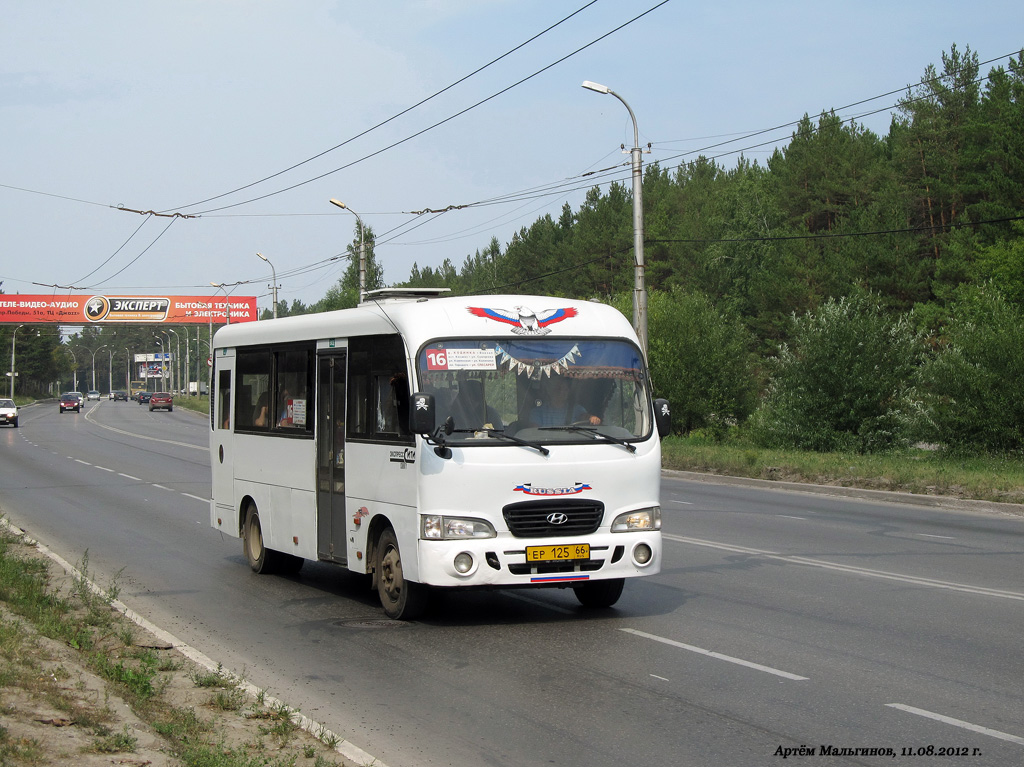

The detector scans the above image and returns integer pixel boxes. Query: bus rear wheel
[243,504,303,575]
[573,578,624,608]
[375,528,427,620]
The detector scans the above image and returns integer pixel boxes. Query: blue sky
[2,1,1022,313]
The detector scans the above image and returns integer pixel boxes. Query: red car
[149,392,173,412]
[59,393,80,413]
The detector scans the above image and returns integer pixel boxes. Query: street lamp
[166,328,180,393]
[582,80,648,357]
[329,198,366,301]
[65,347,78,393]
[256,252,279,319]
[89,345,108,392]
[8,325,24,398]
[154,335,166,390]
[210,282,234,325]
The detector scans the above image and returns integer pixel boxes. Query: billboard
[0,294,258,324]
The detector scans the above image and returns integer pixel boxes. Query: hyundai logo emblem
[546,512,569,525]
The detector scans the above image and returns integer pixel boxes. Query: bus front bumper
[416,532,661,588]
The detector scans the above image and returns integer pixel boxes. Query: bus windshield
[417,337,651,445]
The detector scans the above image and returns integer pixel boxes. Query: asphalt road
[1,399,1022,766]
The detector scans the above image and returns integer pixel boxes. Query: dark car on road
[112,390,129,401]
[137,392,152,404]
[59,393,80,413]
[149,392,173,412]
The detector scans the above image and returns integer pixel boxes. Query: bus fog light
[454,552,474,574]
[632,543,653,566]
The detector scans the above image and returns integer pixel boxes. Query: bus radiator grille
[502,499,604,538]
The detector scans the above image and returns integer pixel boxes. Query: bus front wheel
[376,528,427,620]
[573,578,624,608]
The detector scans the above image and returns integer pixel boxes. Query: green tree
[617,289,756,436]
[315,223,383,312]
[917,284,1024,452]
[750,293,924,452]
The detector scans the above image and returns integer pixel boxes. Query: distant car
[74,392,85,405]
[112,390,129,401]
[0,398,17,428]
[87,390,101,401]
[59,393,80,413]
[137,392,152,404]
[149,392,173,412]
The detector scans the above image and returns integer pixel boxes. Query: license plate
[526,544,590,562]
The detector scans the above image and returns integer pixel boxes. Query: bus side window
[217,370,231,430]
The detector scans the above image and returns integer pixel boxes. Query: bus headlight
[421,515,496,540]
[611,506,661,532]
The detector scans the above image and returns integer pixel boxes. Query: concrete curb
[662,469,1024,517]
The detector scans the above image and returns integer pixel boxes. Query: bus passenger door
[316,352,347,565]
[211,357,236,533]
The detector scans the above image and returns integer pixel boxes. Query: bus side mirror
[410,392,436,435]
[653,398,671,438]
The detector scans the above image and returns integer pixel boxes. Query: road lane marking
[181,493,209,503]
[118,473,142,481]
[669,500,693,505]
[74,459,91,465]
[665,534,1024,601]
[886,704,1024,745]
[621,628,809,680]
[153,484,173,492]
[95,466,115,473]
[650,674,670,681]
[778,515,807,520]
[917,533,955,539]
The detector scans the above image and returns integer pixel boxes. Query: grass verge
[661,434,1024,505]
[0,521,354,767]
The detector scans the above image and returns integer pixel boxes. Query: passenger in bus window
[253,392,269,427]
[452,378,502,430]
[278,389,292,426]
[530,374,601,426]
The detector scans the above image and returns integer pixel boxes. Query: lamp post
[105,348,114,395]
[166,328,180,393]
[154,335,166,390]
[329,198,366,301]
[210,282,234,325]
[66,347,78,393]
[8,325,24,398]
[124,347,133,391]
[256,252,279,319]
[89,345,107,392]
[582,80,647,357]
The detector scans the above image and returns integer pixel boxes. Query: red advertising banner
[0,294,258,324]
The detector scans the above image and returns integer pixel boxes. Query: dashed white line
[118,473,142,481]
[621,628,809,681]
[74,459,91,465]
[917,533,955,540]
[95,466,115,473]
[665,534,1024,601]
[152,484,173,492]
[887,704,1024,745]
[669,500,693,505]
[778,515,807,520]
[180,493,208,503]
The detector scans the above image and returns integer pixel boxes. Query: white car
[0,398,17,428]
[87,390,101,401]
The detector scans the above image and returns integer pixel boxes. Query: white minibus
[210,289,670,619]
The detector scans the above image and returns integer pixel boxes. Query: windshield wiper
[449,428,549,456]
[538,425,637,453]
